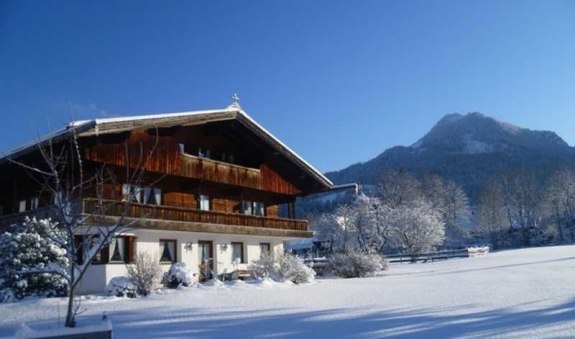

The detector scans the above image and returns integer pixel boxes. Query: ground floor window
[259,243,271,256]
[231,242,245,263]
[75,235,135,265]
[159,239,177,263]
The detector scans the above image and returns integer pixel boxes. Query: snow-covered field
[1,245,574,338]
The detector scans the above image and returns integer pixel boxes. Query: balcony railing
[0,199,309,233]
[82,199,308,232]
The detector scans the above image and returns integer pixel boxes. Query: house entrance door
[198,241,213,282]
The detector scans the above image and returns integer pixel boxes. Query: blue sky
[1,1,574,172]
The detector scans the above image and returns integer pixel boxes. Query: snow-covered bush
[329,253,386,278]
[105,277,137,298]
[164,262,193,288]
[276,254,316,284]
[126,253,162,296]
[0,218,69,301]
[249,253,315,283]
[249,252,277,280]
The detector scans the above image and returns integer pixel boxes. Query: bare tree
[9,126,158,327]
[476,178,510,249]
[544,168,575,243]
[497,169,544,246]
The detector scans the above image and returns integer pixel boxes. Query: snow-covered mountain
[326,112,575,199]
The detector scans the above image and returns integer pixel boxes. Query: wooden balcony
[82,199,310,236]
[0,199,311,238]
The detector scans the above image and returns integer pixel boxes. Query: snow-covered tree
[0,217,68,301]
[389,199,445,261]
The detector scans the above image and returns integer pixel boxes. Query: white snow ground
[1,245,574,338]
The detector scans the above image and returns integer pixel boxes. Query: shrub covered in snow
[276,254,316,284]
[249,253,315,283]
[164,262,193,288]
[249,252,277,280]
[0,218,69,301]
[105,277,137,298]
[329,252,386,278]
[126,253,162,296]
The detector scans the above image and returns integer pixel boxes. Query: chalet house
[0,104,332,293]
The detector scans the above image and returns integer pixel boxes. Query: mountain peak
[412,112,565,154]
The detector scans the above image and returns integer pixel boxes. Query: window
[198,148,211,159]
[231,242,245,263]
[160,239,177,263]
[109,237,127,262]
[221,153,235,164]
[30,197,39,210]
[52,191,63,205]
[122,184,142,203]
[143,187,162,205]
[198,195,210,211]
[241,201,265,216]
[260,243,271,255]
[18,200,26,212]
[75,235,135,265]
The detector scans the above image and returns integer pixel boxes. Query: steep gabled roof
[1,107,333,191]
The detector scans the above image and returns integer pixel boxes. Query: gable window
[160,239,177,263]
[18,200,26,212]
[241,201,265,216]
[259,243,271,256]
[231,242,245,264]
[143,187,162,205]
[198,195,210,211]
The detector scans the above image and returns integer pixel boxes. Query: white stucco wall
[77,229,288,294]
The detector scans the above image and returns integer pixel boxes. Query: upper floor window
[30,197,39,210]
[241,201,265,216]
[221,153,235,164]
[18,200,26,213]
[52,191,63,205]
[122,184,143,203]
[198,148,211,159]
[143,187,162,206]
[198,195,210,211]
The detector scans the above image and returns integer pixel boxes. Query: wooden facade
[0,109,332,237]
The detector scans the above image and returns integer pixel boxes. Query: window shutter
[101,244,110,264]
[126,236,136,263]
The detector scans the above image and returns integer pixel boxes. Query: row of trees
[312,170,471,259]
[476,168,575,248]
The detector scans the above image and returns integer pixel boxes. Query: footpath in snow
[0,245,574,338]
